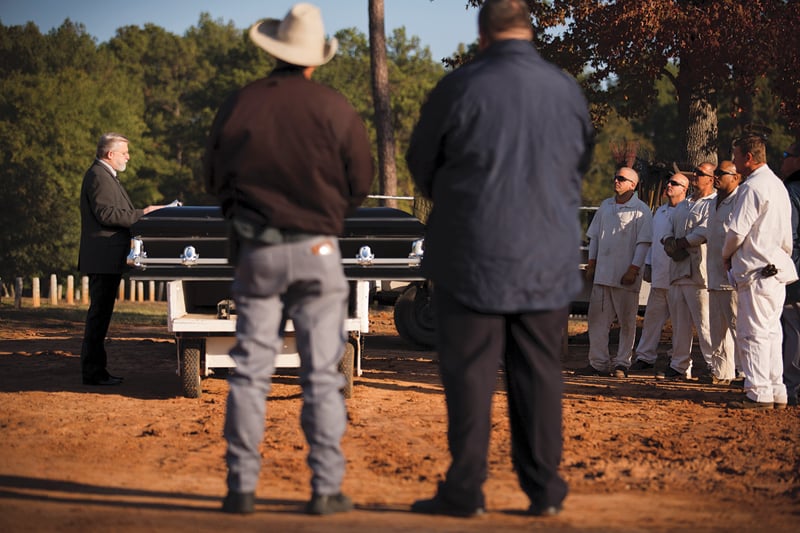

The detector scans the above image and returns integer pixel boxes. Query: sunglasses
[715,169,736,177]
[667,180,686,188]
[614,175,634,183]
[693,169,714,178]
[784,151,798,159]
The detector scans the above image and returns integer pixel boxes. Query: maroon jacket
[204,68,373,236]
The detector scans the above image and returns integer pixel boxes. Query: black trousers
[80,273,122,380]
[434,287,568,511]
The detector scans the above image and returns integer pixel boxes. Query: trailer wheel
[180,341,202,399]
[338,340,355,399]
[393,282,436,349]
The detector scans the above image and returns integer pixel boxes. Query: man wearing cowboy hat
[204,3,373,516]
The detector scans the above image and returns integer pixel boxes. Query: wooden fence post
[137,281,144,302]
[129,279,136,302]
[148,280,155,302]
[50,274,58,305]
[82,276,89,304]
[32,277,41,307]
[66,275,74,305]
[118,279,125,301]
[15,277,23,309]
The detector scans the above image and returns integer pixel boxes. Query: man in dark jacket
[406,0,593,518]
[204,3,373,517]
[79,132,166,386]
[780,139,800,406]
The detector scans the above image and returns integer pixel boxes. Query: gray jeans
[224,236,349,495]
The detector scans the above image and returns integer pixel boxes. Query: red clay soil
[0,304,797,532]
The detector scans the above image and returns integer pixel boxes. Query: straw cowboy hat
[249,3,338,67]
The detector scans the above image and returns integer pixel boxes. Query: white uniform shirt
[587,193,653,292]
[707,189,738,290]
[648,203,676,290]
[728,165,798,286]
[668,192,715,286]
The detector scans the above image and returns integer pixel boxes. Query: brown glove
[642,264,652,283]
[620,264,640,285]
[663,237,678,256]
[663,237,689,261]
[585,259,597,283]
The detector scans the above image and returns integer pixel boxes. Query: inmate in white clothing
[728,165,798,403]
[634,203,675,364]
[586,194,653,371]
[706,190,739,380]
[667,194,715,374]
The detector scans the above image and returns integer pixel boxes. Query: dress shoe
[528,503,563,517]
[221,490,255,514]
[305,492,352,515]
[726,397,773,410]
[82,376,122,386]
[411,495,485,518]
[106,373,124,381]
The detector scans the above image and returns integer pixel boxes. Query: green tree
[0,22,144,281]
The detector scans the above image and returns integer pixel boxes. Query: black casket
[126,205,433,398]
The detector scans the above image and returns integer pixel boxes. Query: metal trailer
[127,206,427,399]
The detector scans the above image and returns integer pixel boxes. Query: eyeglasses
[614,175,634,183]
[784,151,798,159]
[667,180,686,188]
[693,169,714,178]
[714,169,736,177]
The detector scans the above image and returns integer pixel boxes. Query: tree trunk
[676,54,719,168]
[368,0,397,208]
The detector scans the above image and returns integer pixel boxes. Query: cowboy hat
[249,3,338,67]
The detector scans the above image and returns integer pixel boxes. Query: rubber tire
[180,341,202,399]
[393,282,436,349]
[338,341,355,399]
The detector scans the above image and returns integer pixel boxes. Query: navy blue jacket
[407,39,593,313]
[785,170,800,303]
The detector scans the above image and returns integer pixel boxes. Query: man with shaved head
[705,161,742,385]
[659,162,717,380]
[630,172,689,373]
[581,166,653,377]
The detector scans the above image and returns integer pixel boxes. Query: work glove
[585,259,597,283]
[675,237,690,250]
[663,237,689,261]
[643,264,652,283]
[620,264,640,285]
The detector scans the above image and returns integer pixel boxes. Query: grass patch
[0,299,167,327]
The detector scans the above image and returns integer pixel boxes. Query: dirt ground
[0,301,798,532]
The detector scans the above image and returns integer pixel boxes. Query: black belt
[232,218,316,245]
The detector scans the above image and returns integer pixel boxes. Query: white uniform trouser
[667,283,713,375]
[708,289,738,380]
[634,287,670,365]
[588,284,639,371]
[737,277,788,404]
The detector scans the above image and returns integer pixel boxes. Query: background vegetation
[0,1,797,288]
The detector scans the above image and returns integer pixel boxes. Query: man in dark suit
[78,132,166,386]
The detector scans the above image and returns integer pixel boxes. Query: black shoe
[528,503,563,517]
[106,373,124,381]
[306,492,353,515]
[655,366,683,380]
[629,360,654,372]
[411,495,485,518]
[572,365,609,377]
[82,376,122,386]
[221,490,255,514]
[726,397,773,410]
[613,365,628,378]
